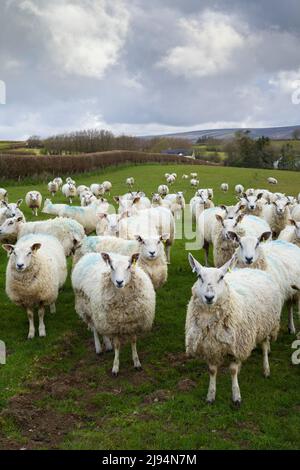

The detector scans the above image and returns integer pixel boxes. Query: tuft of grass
[0,164,300,450]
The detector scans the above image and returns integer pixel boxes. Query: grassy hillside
[0,164,299,450]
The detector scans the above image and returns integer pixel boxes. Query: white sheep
[90,183,105,198]
[278,219,300,248]
[62,183,77,204]
[158,184,169,197]
[0,200,25,225]
[230,234,300,335]
[240,192,265,217]
[186,254,282,405]
[25,191,42,217]
[126,177,135,188]
[102,181,112,194]
[190,172,198,178]
[267,177,278,185]
[164,192,185,219]
[73,234,168,290]
[190,192,214,222]
[72,252,155,375]
[0,216,85,255]
[263,198,291,238]
[48,181,59,197]
[80,192,97,207]
[3,234,67,339]
[53,177,63,188]
[182,174,189,180]
[66,177,76,185]
[291,204,300,222]
[234,184,244,195]
[220,183,229,192]
[151,193,172,210]
[96,212,127,237]
[167,175,176,185]
[77,185,90,197]
[114,195,151,215]
[190,178,199,187]
[42,199,108,234]
[0,188,8,202]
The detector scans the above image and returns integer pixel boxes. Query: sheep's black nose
[17,263,24,270]
[245,257,253,264]
[149,251,155,257]
[205,295,214,304]
[116,280,124,288]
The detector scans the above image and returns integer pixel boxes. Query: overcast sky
[1,0,300,139]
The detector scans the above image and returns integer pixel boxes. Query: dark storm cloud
[0,0,300,139]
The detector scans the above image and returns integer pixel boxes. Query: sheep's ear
[97,213,107,220]
[132,196,141,204]
[241,192,248,201]
[220,255,235,276]
[188,253,202,275]
[31,243,41,252]
[227,231,240,243]
[113,196,120,203]
[16,216,23,223]
[119,210,129,221]
[130,253,140,266]
[238,204,246,212]
[215,214,224,226]
[1,201,8,208]
[219,204,227,212]
[160,233,169,241]
[101,252,112,267]
[17,199,23,207]
[235,213,244,224]
[291,285,300,291]
[259,231,271,242]
[2,244,14,254]
[289,219,297,226]
[256,192,264,200]
[135,235,144,244]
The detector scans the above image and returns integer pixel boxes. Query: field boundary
[0,150,220,181]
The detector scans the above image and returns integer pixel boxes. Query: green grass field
[0,163,300,450]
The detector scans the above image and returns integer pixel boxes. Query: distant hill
[148,125,300,143]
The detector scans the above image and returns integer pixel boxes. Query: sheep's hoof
[263,370,270,378]
[95,350,103,356]
[27,333,35,340]
[134,365,142,371]
[111,371,119,377]
[206,398,215,405]
[39,331,46,338]
[288,327,296,335]
[105,347,113,353]
[232,399,241,408]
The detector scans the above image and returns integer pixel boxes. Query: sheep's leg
[69,198,72,205]
[38,305,46,337]
[112,337,120,376]
[262,339,270,377]
[50,303,56,314]
[206,364,217,404]
[27,308,35,339]
[103,335,113,352]
[229,361,242,406]
[35,208,38,217]
[203,240,210,266]
[287,299,296,335]
[131,336,142,370]
[165,241,171,264]
[93,327,102,355]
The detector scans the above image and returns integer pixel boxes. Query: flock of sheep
[0,170,299,406]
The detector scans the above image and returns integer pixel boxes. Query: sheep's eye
[255,242,259,248]
[27,252,31,256]
[197,274,203,282]
[218,275,224,283]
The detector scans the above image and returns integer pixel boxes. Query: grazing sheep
[182,174,189,180]
[126,177,135,188]
[42,199,108,234]
[267,177,278,185]
[3,234,67,339]
[73,234,168,290]
[235,184,244,196]
[72,252,155,374]
[230,233,300,334]
[190,178,199,187]
[0,188,8,202]
[190,172,198,178]
[186,254,282,405]
[220,183,229,192]
[48,181,59,197]
[278,219,300,248]
[158,184,169,197]
[25,191,42,217]
[0,216,85,256]
[90,184,105,198]
[62,183,77,204]
[102,181,112,194]
[263,198,291,238]
[164,192,185,219]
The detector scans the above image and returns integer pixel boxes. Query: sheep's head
[273,198,290,216]
[241,192,263,212]
[3,242,41,272]
[0,216,23,239]
[290,219,300,239]
[152,193,162,204]
[101,252,139,289]
[29,192,39,202]
[135,233,169,260]
[97,212,127,236]
[188,253,233,305]
[227,232,271,265]
[219,202,244,220]
[215,213,244,241]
